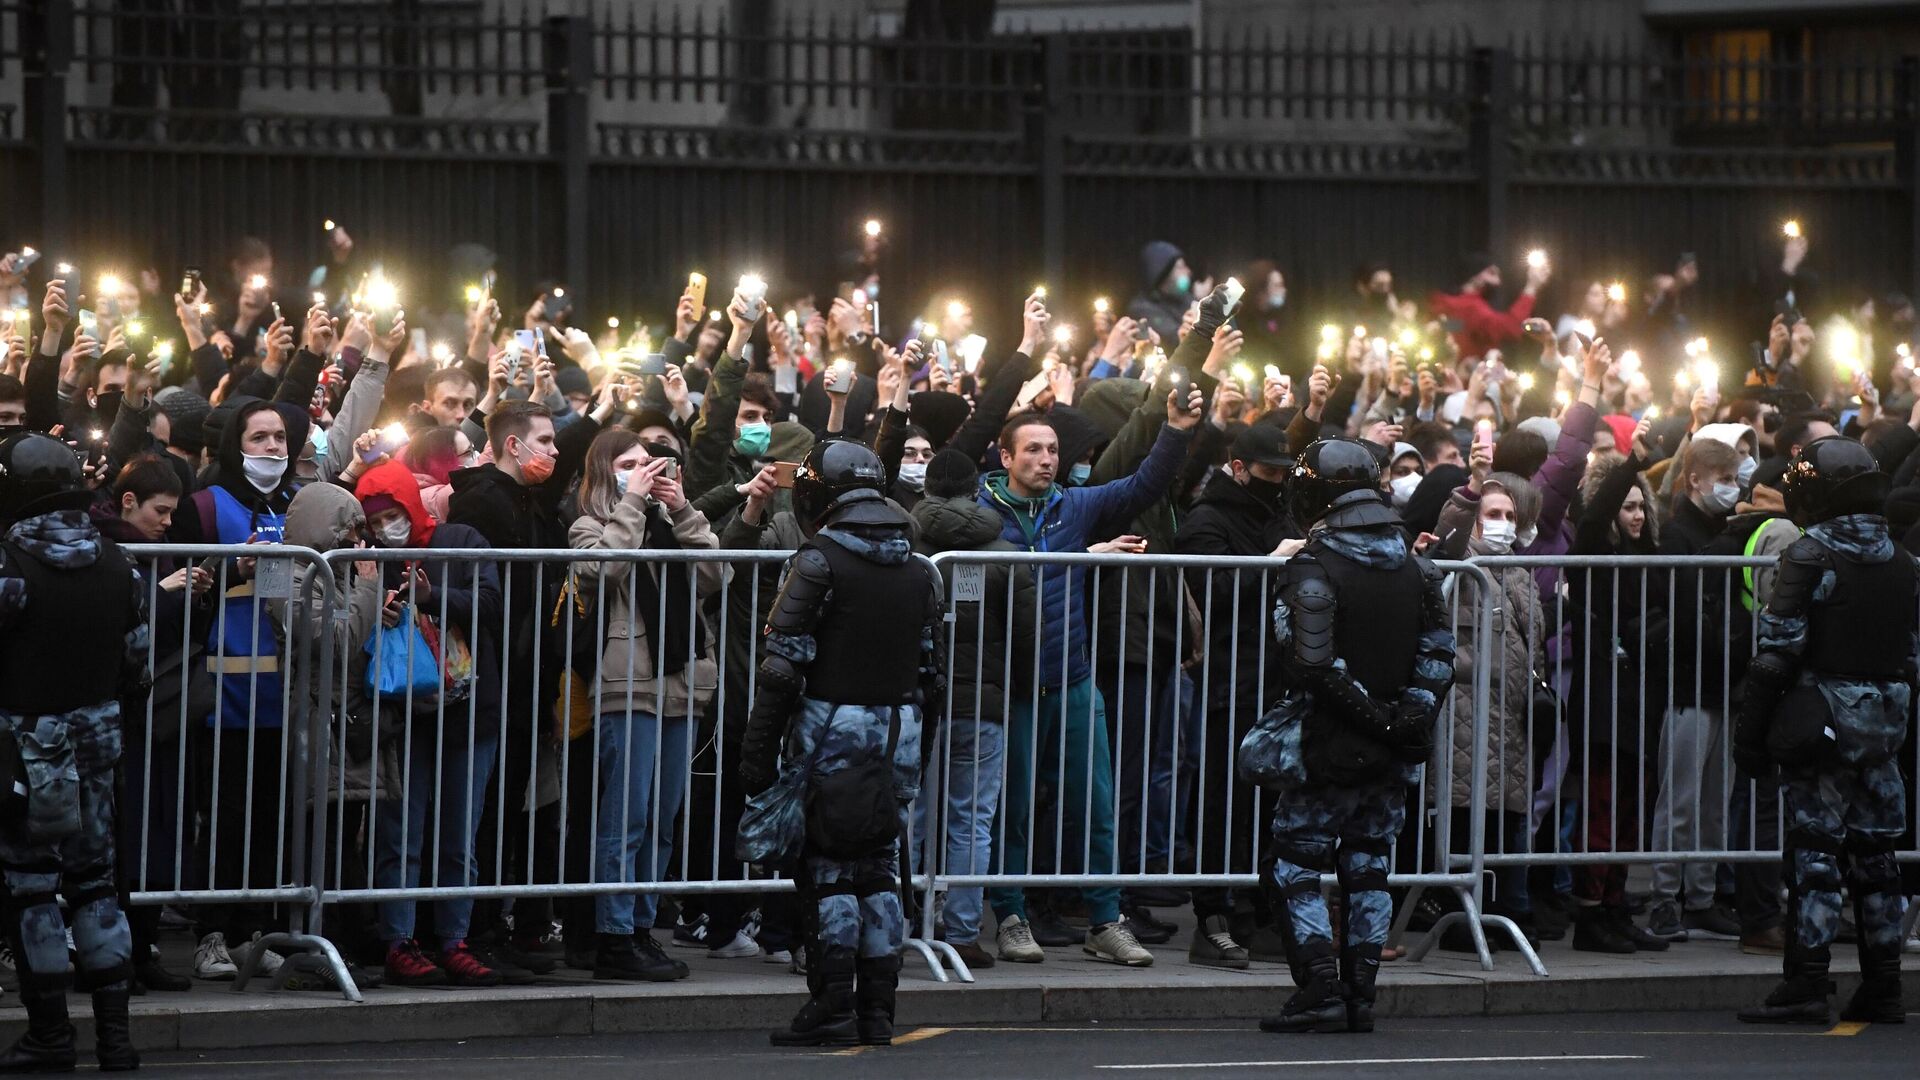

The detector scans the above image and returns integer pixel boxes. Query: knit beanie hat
[924,448,979,499]
[153,386,212,454]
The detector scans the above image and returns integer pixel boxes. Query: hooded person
[738,439,946,1048]
[398,425,478,524]
[163,396,308,981]
[907,449,1037,970]
[1126,240,1193,344]
[1174,422,1303,966]
[354,459,510,989]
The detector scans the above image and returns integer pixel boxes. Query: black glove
[1193,283,1233,338]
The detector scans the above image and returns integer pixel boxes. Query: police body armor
[801,539,925,707]
[1803,550,1915,680]
[0,539,135,715]
[1301,541,1423,703]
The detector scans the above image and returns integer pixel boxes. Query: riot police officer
[1253,439,1455,1035]
[1736,436,1912,1026]
[739,439,945,1048]
[0,433,148,1071]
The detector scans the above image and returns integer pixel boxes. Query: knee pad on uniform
[6,891,68,978]
[1786,830,1843,896]
[1271,839,1335,901]
[1845,838,1901,897]
[68,887,133,983]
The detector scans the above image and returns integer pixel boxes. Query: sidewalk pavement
[3,909,1909,1052]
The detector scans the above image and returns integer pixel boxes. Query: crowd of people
[0,220,1914,1054]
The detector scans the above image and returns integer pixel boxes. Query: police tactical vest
[802,537,929,705]
[1302,542,1424,702]
[0,538,135,715]
[1804,548,1916,680]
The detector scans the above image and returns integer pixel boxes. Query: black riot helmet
[0,432,89,527]
[793,437,887,532]
[1783,435,1887,527]
[1289,438,1385,527]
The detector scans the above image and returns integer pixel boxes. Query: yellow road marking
[1823,1021,1868,1036]
[895,1026,954,1045]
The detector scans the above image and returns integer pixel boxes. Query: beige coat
[568,495,730,720]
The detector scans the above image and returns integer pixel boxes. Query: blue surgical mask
[1267,288,1287,309]
[1171,273,1192,295]
[1068,463,1092,486]
[614,471,630,497]
[734,421,772,458]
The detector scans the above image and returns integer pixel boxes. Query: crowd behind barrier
[110,541,1920,999]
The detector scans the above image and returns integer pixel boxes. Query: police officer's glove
[739,756,778,799]
[1192,283,1234,338]
[1382,693,1437,765]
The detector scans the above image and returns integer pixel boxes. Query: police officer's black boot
[769,953,858,1047]
[91,983,140,1072]
[1341,943,1381,1033]
[1738,942,1834,1024]
[854,953,902,1046]
[1839,895,1904,1025]
[1259,942,1347,1033]
[0,973,78,1073]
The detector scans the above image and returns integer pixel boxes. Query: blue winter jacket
[978,423,1194,688]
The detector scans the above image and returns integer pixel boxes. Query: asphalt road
[137,1012,1915,1079]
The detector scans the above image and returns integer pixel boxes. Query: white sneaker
[194,931,238,980]
[763,948,793,965]
[229,935,285,977]
[997,914,1045,964]
[1084,922,1154,967]
[708,930,762,959]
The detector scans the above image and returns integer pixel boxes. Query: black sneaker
[1607,908,1669,952]
[1682,903,1740,942]
[672,914,710,949]
[1119,905,1177,946]
[470,943,538,985]
[500,935,561,975]
[1028,910,1086,947]
[596,933,686,982]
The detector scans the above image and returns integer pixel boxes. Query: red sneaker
[439,940,504,987]
[384,939,448,986]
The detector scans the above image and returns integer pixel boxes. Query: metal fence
[109,542,1920,1000]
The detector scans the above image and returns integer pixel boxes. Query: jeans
[1649,707,1728,909]
[912,716,1006,945]
[374,728,499,943]
[987,678,1121,928]
[593,709,692,935]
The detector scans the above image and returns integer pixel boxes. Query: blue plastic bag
[365,606,442,700]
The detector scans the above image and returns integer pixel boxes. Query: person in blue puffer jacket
[974,313,1205,967]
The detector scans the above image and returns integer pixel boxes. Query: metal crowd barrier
[1463,553,1920,941]
[121,543,353,996]
[111,542,1920,1001]
[916,551,1532,978]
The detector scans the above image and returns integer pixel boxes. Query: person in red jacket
[1429,251,1553,362]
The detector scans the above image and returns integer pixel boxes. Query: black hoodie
[1176,470,1300,711]
[167,397,306,544]
[911,494,1036,725]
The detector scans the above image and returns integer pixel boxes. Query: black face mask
[1242,475,1285,508]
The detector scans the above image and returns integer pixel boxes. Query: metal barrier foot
[903,937,949,983]
[1480,913,1549,977]
[923,938,974,984]
[232,932,364,1003]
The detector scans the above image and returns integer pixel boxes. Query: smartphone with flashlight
[180,266,202,301]
[513,329,544,361]
[823,360,855,395]
[633,352,667,377]
[686,272,708,314]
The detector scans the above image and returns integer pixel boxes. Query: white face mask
[898,462,928,492]
[1517,524,1538,548]
[1736,456,1757,486]
[1388,472,1422,508]
[241,453,288,494]
[1699,481,1739,515]
[378,518,413,548]
[1480,518,1517,549]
